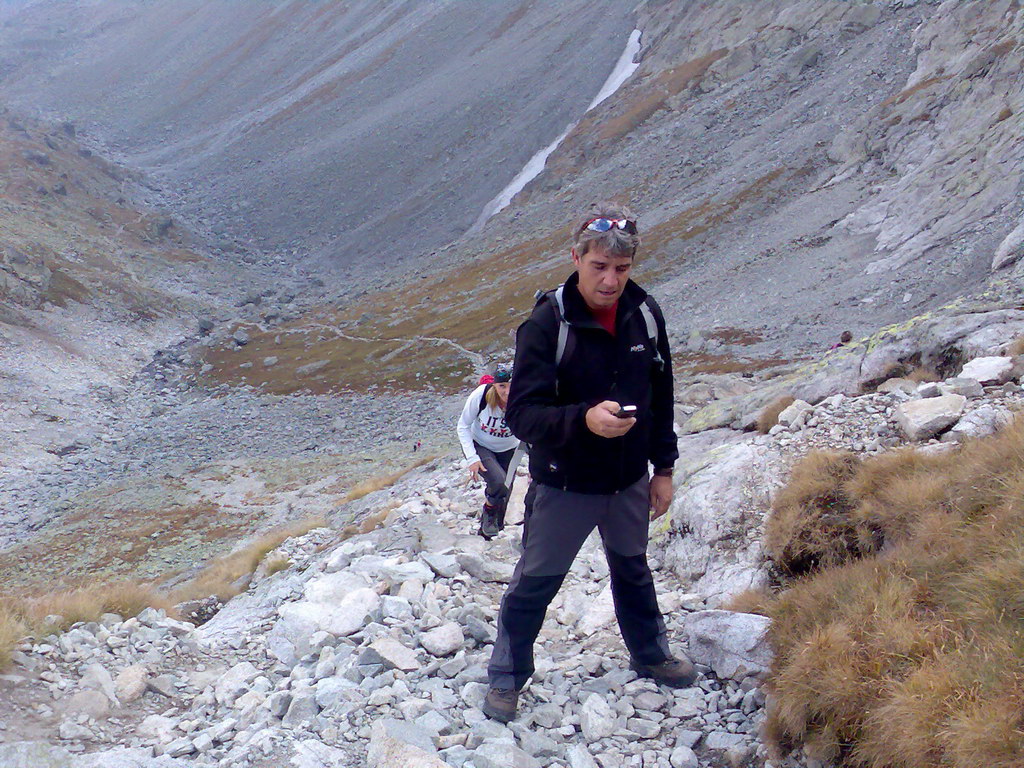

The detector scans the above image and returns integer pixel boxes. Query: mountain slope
[0,0,638,268]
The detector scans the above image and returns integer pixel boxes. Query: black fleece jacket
[505,272,679,495]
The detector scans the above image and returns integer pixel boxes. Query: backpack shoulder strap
[476,383,491,416]
[640,297,664,370]
[535,284,571,396]
[551,285,569,368]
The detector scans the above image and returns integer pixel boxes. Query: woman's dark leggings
[474,443,535,527]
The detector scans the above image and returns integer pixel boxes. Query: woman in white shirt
[457,364,525,539]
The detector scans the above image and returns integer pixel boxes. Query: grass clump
[0,581,174,669]
[342,453,440,502]
[765,451,862,574]
[757,395,796,434]
[762,418,1024,767]
[171,515,327,602]
[906,366,940,383]
[1007,335,1024,357]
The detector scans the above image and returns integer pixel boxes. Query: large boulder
[991,219,1024,271]
[895,394,967,440]
[654,431,783,606]
[684,610,772,681]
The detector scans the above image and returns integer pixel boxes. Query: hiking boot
[479,504,500,539]
[630,655,698,688]
[482,687,519,722]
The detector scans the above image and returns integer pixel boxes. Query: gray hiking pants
[487,475,671,691]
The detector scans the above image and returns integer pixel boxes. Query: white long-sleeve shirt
[456,384,519,463]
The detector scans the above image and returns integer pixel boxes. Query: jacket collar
[561,271,648,329]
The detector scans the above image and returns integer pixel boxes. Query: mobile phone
[615,405,637,418]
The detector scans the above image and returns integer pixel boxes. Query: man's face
[573,246,633,311]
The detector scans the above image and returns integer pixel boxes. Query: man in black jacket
[483,204,697,723]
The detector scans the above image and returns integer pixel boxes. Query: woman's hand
[468,461,484,481]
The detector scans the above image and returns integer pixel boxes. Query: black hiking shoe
[630,655,698,688]
[479,505,500,539]
[482,687,519,722]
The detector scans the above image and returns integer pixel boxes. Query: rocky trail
[4,318,1024,767]
[0,457,780,768]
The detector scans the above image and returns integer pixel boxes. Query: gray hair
[572,201,640,260]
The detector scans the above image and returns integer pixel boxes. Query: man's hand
[585,401,636,438]
[467,461,484,481]
[649,474,673,520]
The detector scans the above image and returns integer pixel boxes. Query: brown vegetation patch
[881,75,949,107]
[757,395,795,434]
[342,453,442,502]
[0,501,251,594]
[595,48,729,143]
[763,418,1024,766]
[201,227,575,394]
[675,351,790,376]
[766,451,864,575]
[643,168,788,256]
[906,366,940,383]
[709,326,763,346]
[170,515,327,602]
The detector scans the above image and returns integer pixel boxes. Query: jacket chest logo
[629,343,646,352]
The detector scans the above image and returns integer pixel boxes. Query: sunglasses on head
[583,217,638,235]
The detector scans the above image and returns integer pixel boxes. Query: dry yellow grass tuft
[1007,335,1024,357]
[342,454,440,502]
[757,395,796,434]
[723,588,772,616]
[171,515,328,602]
[765,451,863,575]
[262,555,292,577]
[0,581,174,669]
[763,417,1024,766]
[906,366,940,383]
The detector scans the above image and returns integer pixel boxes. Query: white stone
[420,622,464,657]
[214,662,260,706]
[959,356,1015,385]
[684,610,772,680]
[566,744,601,768]
[303,571,370,603]
[366,718,447,768]
[574,582,616,635]
[291,739,352,768]
[938,377,984,398]
[62,689,110,720]
[472,742,542,768]
[776,399,812,427]
[138,714,177,743]
[655,432,782,605]
[895,394,967,440]
[670,745,699,768]
[114,666,148,704]
[579,693,616,740]
[876,378,917,396]
[457,553,514,583]
[279,587,381,638]
[943,405,1014,443]
[369,637,421,671]
[79,663,119,706]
